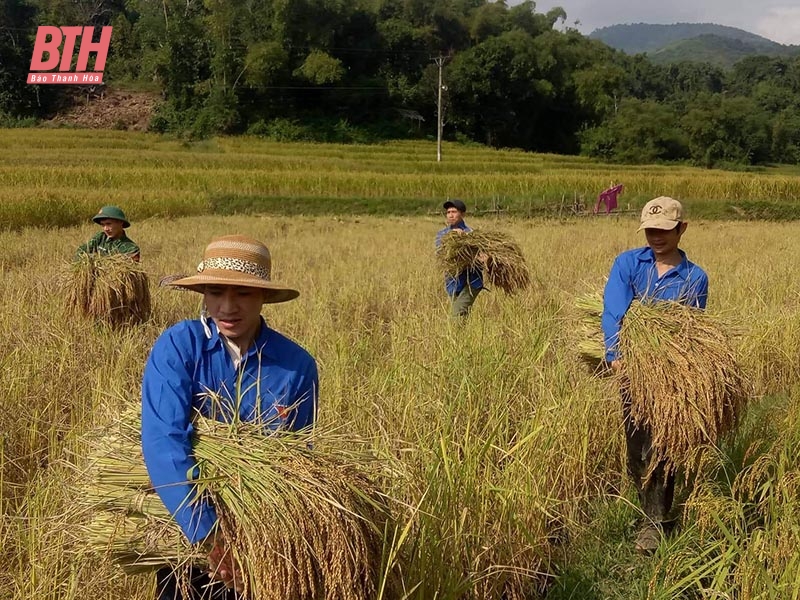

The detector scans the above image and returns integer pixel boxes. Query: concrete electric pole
[434,55,446,163]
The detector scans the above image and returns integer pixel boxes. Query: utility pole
[434,55,446,163]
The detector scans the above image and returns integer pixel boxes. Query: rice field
[1,133,800,599]
[2,129,800,230]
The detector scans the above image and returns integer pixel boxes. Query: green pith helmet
[92,205,131,228]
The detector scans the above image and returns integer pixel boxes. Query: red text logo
[27,26,112,85]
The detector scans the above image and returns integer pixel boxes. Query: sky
[529,0,800,46]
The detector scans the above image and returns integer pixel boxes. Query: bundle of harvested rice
[618,301,748,477]
[438,229,530,294]
[65,254,150,326]
[86,512,200,574]
[194,418,391,600]
[573,291,606,370]
[77,413,191,572]
[77,407,394,600]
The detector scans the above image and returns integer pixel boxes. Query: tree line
[3,0,800,166]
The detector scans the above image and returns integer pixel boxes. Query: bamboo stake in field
[437,229,530,294]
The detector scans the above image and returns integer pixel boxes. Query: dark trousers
[450,286,482,318]
[156,567,241,600]
[622,392,675,524]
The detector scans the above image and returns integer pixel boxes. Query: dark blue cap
[443,199,467,212]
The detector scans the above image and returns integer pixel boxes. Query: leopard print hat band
[197,257,271,280]
[165,235,299,304]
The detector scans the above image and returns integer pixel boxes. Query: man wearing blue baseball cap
[435,199,484,318]
[76,205,140,261]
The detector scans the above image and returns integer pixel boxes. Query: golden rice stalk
[573,291,606,369]
[733,395,800,517]
[74,412,194,572]
[617,301,749,477]
[76,407,394,600]
[86,512,200,574]
[438,229,530,294]
[574,292,603,315]
[158,273,192,291]
[80,426,171,520]
[194,419,391,600]
[65,255,96,317]
[65,254,151,326]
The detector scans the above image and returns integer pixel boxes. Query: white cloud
[754,7,800,45]
[528,0,800,45]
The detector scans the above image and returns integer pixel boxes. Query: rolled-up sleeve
[602,255,635,363]
[141,330,218,544]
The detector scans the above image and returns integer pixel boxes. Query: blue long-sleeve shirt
[141,318,318,544]
[435,221,484,296]
[602,246,708,363]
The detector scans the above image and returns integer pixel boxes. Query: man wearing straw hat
[76,205,141,261]
[435,199,484,318]
[602,197,708,554]
[142,235,318,599]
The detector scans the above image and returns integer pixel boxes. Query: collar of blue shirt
[635,246,690,279]
[203,317,277,359]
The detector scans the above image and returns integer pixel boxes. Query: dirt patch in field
[46,87,160,131]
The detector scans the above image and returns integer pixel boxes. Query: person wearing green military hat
[76,205,141,261]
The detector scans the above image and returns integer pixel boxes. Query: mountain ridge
[590,22,785,53]
[589,22,799,68]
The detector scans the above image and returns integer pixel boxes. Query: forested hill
[2,2,800,167]
[649,34,798,69]
[590,23,785,55]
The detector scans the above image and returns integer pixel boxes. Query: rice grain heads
[65,254,151,326]
[617,301,749,477]
[438,230,530,294]
[77,408,395,600]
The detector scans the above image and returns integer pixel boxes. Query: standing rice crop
[75,406,396,600]
[617,301,749,477]
[65,254,150,326]
[437,230,530,294]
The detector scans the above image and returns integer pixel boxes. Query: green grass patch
[546,497,656,600]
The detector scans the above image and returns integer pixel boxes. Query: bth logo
[27,26,112,85]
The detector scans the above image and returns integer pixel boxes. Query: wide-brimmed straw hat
[166,235,299,304]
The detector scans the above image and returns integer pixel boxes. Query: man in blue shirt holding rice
[602,197,708,554]
[142,234,318,599]
[435,199,484,318]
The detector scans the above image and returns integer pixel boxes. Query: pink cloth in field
[594,184,624,214]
